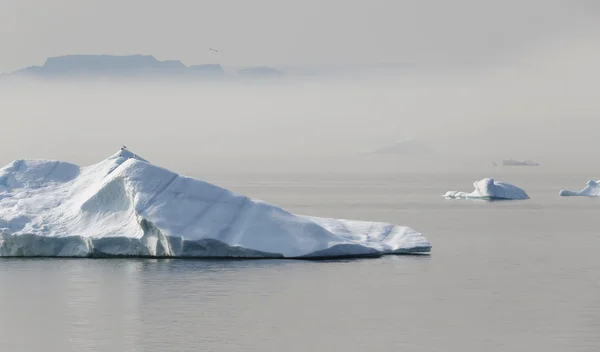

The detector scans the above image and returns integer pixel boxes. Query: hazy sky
[1,0,599,72]
[1,0,600,174]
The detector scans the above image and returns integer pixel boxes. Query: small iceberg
[559,180,600,197]
[444,178,530,200]
[502,159,539,166]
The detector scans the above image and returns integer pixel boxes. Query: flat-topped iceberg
[444,178,529,200]
[0,149,430,258]
[559,180,600,197]
[502,159,539,166]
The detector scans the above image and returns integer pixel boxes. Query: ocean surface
[1,170,600,352]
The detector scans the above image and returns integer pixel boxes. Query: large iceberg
[0,149,430,258]
[444,178,529,200]
[559,180,600,197]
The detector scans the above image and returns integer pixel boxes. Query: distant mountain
[15,55,184,77]
[4,54,426,81]
[187,64,225,77]
[9,55,225,79]
[373,140,432,155]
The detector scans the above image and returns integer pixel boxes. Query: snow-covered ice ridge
[444,178,529,200]
[559,180,600,197]
[0,150,431,258]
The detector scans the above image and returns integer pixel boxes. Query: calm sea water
[1,171,600,352]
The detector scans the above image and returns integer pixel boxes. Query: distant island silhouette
[2,54,418,81]
[5,54,285,80]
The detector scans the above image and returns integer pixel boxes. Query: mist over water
[2,30,600,175]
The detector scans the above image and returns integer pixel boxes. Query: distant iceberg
[187,64,225,77]
[502,159,539,166]
[559,180,600,197]
[444,178,530,200]
[0,149,430,258]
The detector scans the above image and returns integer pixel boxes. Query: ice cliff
[559,180,600,197]
[444,178,530,200]
[0,149,430,258]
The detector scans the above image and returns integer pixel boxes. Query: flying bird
[209,48,223,53]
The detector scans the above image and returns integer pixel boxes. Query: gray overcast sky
[1,0,599,72]
[2,0,600,173]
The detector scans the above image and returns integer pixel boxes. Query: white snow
[444,178,530,200]
[0,149,431,258]
[559,180,600,197]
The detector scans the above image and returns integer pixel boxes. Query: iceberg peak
[107,148,149,163]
